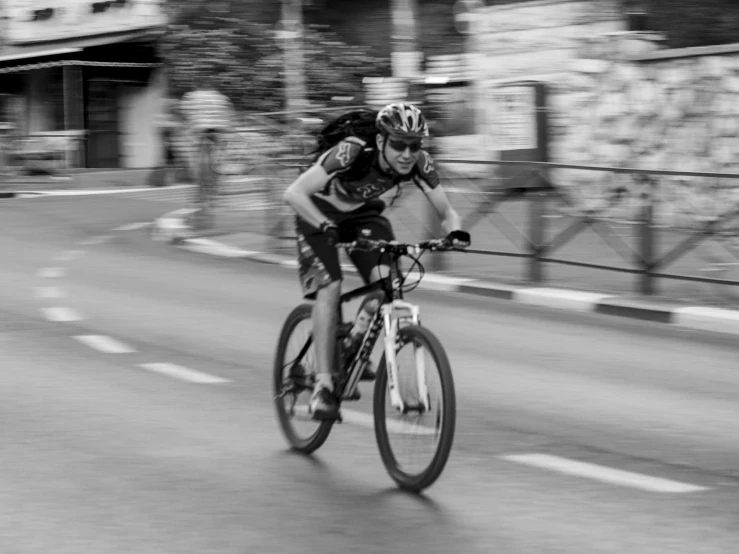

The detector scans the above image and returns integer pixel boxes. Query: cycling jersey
[314,137,440,213]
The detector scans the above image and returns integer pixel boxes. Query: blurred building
[0,0,167,168]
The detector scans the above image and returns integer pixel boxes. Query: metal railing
[423,159,739,296]
[180,103,739,300]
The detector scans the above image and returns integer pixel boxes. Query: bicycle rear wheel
[373,324,456,492]
[273,303,334,453]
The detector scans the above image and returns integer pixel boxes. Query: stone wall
[548,42,739,224]
[466,0,739,224]
[552,46,739,172]
[471,0,624,81]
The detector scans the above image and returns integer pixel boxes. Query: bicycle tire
[373,324,456,492]
[273,303,334,454]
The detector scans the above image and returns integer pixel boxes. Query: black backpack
[308,108,411,207]
[309,108,379,165]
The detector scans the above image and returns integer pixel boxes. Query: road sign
[489,85,538,151]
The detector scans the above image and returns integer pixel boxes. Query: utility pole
[281,0,308,115]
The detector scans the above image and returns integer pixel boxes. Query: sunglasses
[387,138,423,153]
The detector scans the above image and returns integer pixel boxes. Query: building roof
[0,27,164,65]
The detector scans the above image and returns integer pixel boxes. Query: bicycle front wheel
[373,324,456,492]
[273,303,334,454]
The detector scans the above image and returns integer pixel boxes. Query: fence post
[528,190,545,283]
[638,180,655,295]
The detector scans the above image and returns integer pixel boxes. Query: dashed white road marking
[42,307,83,322]
[113,222,151,232]
[280,259,300,268]
[184,237,258,258]
[38,225,238,387]
[168,207,199,217]
[138,362,230,384]
[501,454,709,493]
[74,335,137,354]
[36,286,66,299]
[21,185,194,197]
[37,267,65,279]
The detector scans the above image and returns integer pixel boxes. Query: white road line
[74,335,137,354]
[42,307,82,322]
[501,454,709,493]
[35,286,66,299]
[37,267,65,279]
[167,207,199,217]
[280,259,300,268]
[138,363,230,384]
[21,185,194,197]
[184,237,258,258]
[113,222,151,232]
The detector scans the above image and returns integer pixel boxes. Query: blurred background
[2,0,739,300]
[2,0,739,174]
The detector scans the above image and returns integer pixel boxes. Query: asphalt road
[2,191,739,554]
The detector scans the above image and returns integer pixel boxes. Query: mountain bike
[273,237,460,492]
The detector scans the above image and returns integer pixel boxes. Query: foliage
[418,0,465,56]
[160,1,389,114]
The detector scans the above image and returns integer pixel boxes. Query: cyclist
[178,89,235,223]
[283,102,471,420]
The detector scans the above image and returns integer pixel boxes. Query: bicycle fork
[382,301,431,414]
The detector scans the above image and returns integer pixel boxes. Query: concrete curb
[152,212,739,338]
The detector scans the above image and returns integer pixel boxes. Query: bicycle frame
[337,254,431,413]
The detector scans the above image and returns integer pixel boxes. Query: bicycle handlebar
[335,237,465,255]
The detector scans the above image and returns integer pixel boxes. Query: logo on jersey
[422,151,434,174]
[356,182,385,199]
[335,142,353,167]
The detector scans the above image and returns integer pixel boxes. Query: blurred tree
[418,0,465,57]
[645,0,739,49]
[160,0,389,113]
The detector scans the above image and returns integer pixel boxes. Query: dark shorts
[296,199,395,299]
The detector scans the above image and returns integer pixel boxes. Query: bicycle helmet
[376,103,429,139]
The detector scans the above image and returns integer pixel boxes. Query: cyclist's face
[378,135,422,175]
